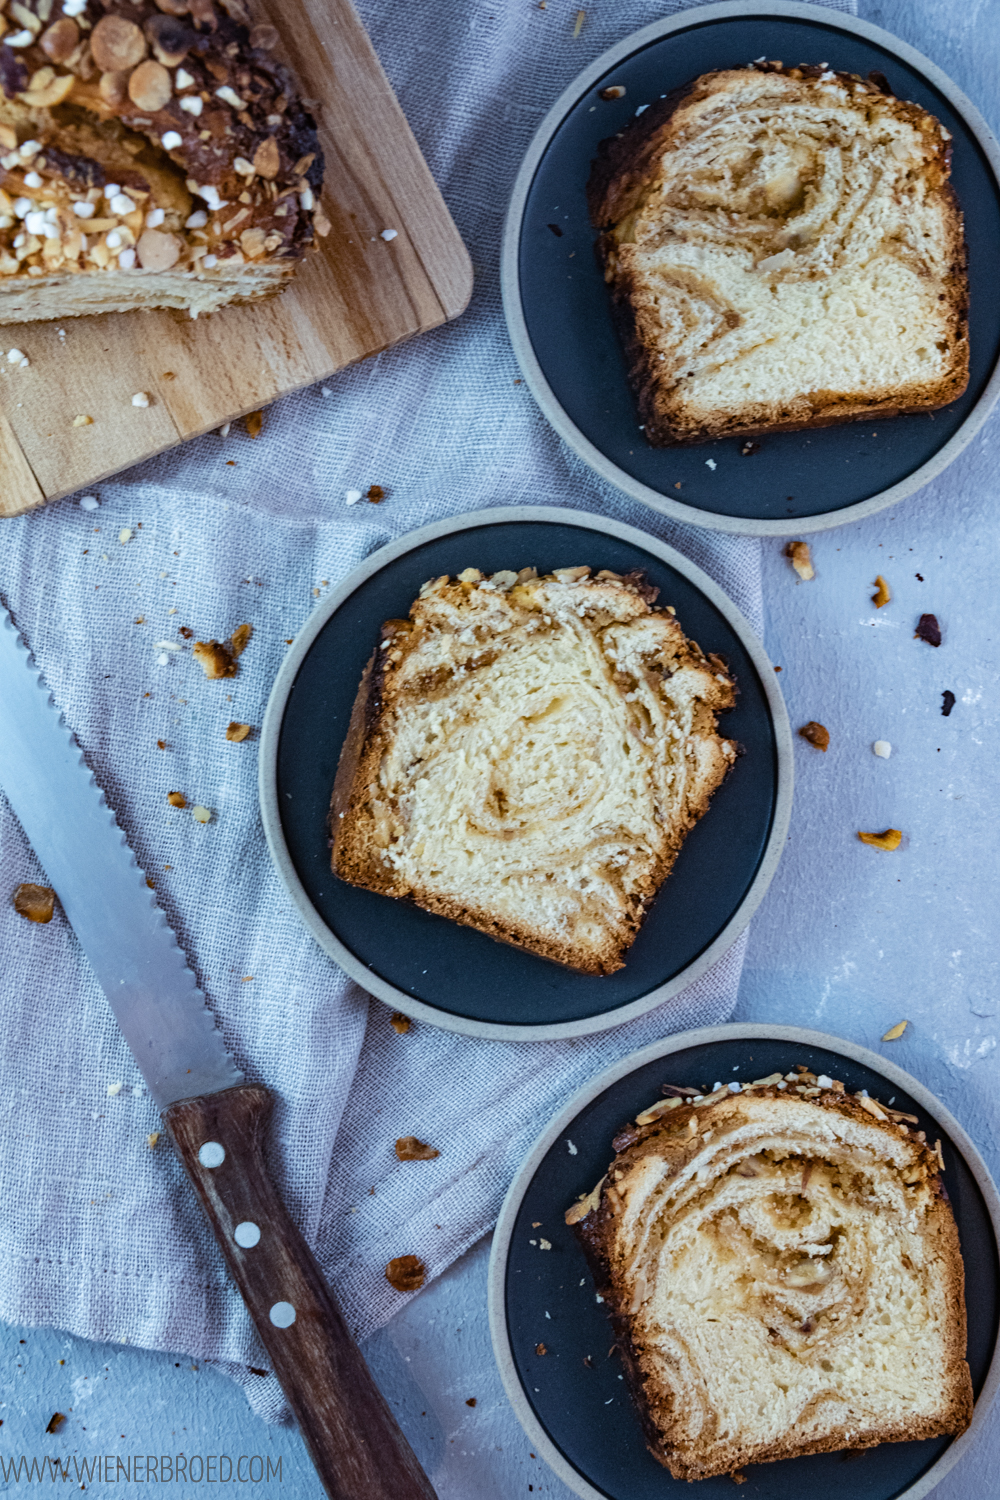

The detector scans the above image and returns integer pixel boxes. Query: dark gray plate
[502,1,1000,536]
[489,1024,1000,1500]
[258,508,792,1041]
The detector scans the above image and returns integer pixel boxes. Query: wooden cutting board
[0,0,472,518]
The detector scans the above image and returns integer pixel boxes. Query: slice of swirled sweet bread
[330,566,737,974]
[567,1077,973,1480]
[588,65,968,444]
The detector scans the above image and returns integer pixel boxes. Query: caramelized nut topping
[13,882,56,923]
[385,1255,426,1292]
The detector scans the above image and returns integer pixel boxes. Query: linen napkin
[0,0,852,1422]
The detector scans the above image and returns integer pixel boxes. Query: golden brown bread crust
[588,64,969,447]
[570,1081,973,1480]
[0,0,324,311]
[329,569,738,975]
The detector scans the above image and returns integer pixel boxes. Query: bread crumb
[784,541,814,581]
[131,392,151,408]
[873,740,891,758]
[872,574,891,608]
[385,1255,425,1291]
[395,1136,440,1161]
[345,489,362,505]
[79,494,99,511]
[882,1020,909,1041]
[390,1011,411,1034]
[147,1131,160,1149]
[107,1082,123,1097]
[119,528,133,545]
[226,721,252,742]
[244,410,264,439]
[167,791,186,808]
[798,721,829,751]
[191,805,212,824]
[72,414,93,426]
[13,882,55,923]
[858,828,903,851]
[380,228,397,241]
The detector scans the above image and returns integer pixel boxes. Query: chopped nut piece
[252,136,280,178]
[191,805,212,824]
[244,410,264,439]
[193,640,237,678]
[390,1011,411,1034]
[367,484,385,503]
[535,1342,548,1356]
[72,414,93,427]
[136,228,182,272]
[128,58,171,111]
[882,1020,909,1041]
[167,791,186,808]
[941,690,956,716]
[385,1254,425,1292]
[798,721,829,751]
[40,18,80,63]
[230,622,252,657]
[13,882,55,923]
[147,1131,160,1149]
[599,84,626,99]
[465,1397,477,1407]
[872,574,891,608]
[395,1136,440,1162]
[784,540,814,580]
[249,23,280,49]
[45,1413,66,1435]
[915,613,942,646]
[91,14,147,72]
[225,721,251,742]
[858,828,903,851]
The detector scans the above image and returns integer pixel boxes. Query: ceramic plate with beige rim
[488,1023,1000,1499]
[258,507,792,1041]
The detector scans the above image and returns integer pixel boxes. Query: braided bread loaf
[0,0,325,321]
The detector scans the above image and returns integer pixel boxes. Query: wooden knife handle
[164,1084,437,1500]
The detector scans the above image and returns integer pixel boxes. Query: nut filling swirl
[569,1081,973,1480]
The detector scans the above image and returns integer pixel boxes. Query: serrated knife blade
[0,598,438,1500]
[0,601,243,1106]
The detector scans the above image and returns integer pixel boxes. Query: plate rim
[501,0,1000,539]
[258,504,793,1041]
[487,1021,1000,1500]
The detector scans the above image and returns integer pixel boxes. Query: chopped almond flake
[784,540,814,580]
[147,1131,160,1149]
[872,574,891,608]
[858,828,903,851]
[390,1011,411,1034]
[882,1020,909,1041]
[167,791,186,808]
[226,721,251,742]
[244,410,264,439]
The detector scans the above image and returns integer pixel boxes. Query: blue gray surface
[2,0,999,1495]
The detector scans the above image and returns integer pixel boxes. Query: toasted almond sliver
[882,1019,909,1041]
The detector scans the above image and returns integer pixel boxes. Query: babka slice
[567,1074,973,1480]
[589,64,968,444]
[330,565,738,974]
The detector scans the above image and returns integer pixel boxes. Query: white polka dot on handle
[269,1301,296,1328]
[198,1141,225,1168]
[234,1221,261,1248]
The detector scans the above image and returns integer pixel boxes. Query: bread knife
[0,601,436,1500]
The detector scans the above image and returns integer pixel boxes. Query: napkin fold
[0,0,852,1422]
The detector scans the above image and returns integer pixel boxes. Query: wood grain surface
[0,0,472,519]
[164,1084,439,1500]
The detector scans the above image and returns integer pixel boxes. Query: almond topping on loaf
[589,65,968,445]
[568,1081,972,1480]
[330,566,738,974]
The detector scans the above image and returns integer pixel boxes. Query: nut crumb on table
[395,1136,440,1161]
[798,721,829,751]
[13,882,55,922]
[385,1255,425,1292]
[871,574,891,608]
[784,541,813,581]
[858,828,903,851]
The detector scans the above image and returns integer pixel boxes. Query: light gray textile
[0,0,852,1423]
